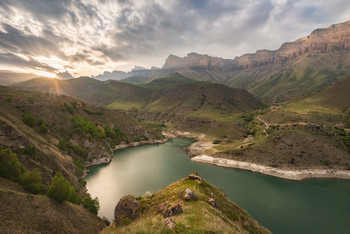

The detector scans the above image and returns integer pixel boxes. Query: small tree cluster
[47,172,75,203]
[58,140,88,159]
[0,146,46,194]
[71,117,106,138]
[47,172,99,214]
[22,113,48,133]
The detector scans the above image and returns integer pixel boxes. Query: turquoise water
[85,138,350,234]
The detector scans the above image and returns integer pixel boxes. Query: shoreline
[82,138,168,178]
[191,155,350,181]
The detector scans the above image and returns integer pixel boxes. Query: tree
[81,193,100,214]
[0,146,26,181]
[22,113,36,127]
[47,172,71,202]
[20,168,47,194]
[68,186,79,204]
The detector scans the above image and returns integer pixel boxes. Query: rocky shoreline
[82,138,168,178]
[191,155,350,180]
[186,136,350,181]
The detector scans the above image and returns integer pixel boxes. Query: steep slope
[86,80,154,108]
[141,82,263,118]
[121,20,350,103]
[102,174,270,233]
[140,72,195,90]
[0,177,106,234]
[0,86,163,187]
[301,75,350,110]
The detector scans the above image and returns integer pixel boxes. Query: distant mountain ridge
[163,20,350,69]
[93,66,161,81]
[120,20,350,104]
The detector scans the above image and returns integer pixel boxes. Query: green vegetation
[102,174,269,233]
[0,146,46,194]
[20,168,47,194]
[47,172,71,203]
[83,108,103,116]
[81,193,100,215]
[22,113,49,133]
[63,102,74,114]
[71,116,106,139]
[58,139,88,159]
[342,135,350,152]
[0,146,26,181]
[22,113,36,127]
[74,158,85,177]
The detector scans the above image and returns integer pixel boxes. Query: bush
[74,158,85,178]
[22,113,36,127]
[37,118,48,133]
[81,194,99,214]
[58,139,73,152]
[63,103,74,114]
[47,172,71,203]
[17,145,37,159]
[20,168,47,194]
[73,145,88,158]
[0,146,26,181]
[71,117,106,138]
[68,186,79,204]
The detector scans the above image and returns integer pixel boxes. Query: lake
[85,138,350,234]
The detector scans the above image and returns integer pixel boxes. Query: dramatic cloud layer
[0,0,349,77]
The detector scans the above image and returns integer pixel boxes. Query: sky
[0,0,349,78]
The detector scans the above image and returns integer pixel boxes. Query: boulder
[157,201,169,213]
[114,195,140,226]
[208,198,217,208]
[163,203,183,218]
[164,218,176,229]
[183,188,197,201]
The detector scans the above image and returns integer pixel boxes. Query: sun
[34,70,56,78]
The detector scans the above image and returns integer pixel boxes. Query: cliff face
[163,20,350,69]
[163,53,235,70]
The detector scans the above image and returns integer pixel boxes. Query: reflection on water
[86,138,350,234]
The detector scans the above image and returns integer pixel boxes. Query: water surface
[85,138,350,234]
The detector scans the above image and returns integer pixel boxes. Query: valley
[1,16,350,233]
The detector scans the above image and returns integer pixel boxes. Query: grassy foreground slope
[0,177,106,234]
[102,174,270,234]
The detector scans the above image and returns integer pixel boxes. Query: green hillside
[102,174,270,233]
[140,73,195,90]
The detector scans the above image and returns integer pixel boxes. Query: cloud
[0,0,349,75]
[0,52,57,72]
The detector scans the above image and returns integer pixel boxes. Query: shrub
[104,125,116,138]
[63,103,74,114]
[0,146,26,181]
[73,145,88,159]
[37,118,48,133]
[47,172,71,203]
[68,186,79,204]
[22,113,36,127]
[74,158,85,178]
[20,168,47,194]
[71,117,106,138]
[81,194,100,214]
[17,145,37,159]
[58,139,73,152]
[7,96,12,103]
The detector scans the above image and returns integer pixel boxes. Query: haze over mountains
[63,20,350,105]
